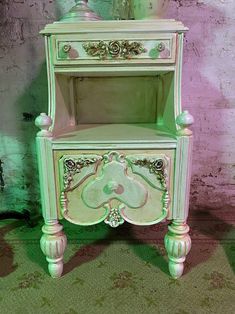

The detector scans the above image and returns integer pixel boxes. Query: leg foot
[48,260,64,278]
[164,221,191,279]
[168,258,185,279]
[40,221,67,278]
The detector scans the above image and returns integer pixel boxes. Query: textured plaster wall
[0,0,235,216]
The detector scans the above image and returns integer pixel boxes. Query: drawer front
[54,35,176,65]
[54,149,175,227]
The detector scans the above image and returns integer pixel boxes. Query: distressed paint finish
[40,220,67,278]
[35,13,193,278]
[57,150,172,227]
[0,1,235,214]
[164,220,191,279]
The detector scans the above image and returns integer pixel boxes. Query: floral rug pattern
[0,217,235,314]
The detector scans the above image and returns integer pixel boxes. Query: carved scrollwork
[103,151,125,163]
[130,158,170,212]
[131,158,166,187]
[63,157,101,190]
[83,40,146,59]
[59,152,171,227]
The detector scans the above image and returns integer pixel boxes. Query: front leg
[164,221,191,279]
[40,220,67,278]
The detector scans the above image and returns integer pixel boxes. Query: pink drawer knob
[104,181,124,195]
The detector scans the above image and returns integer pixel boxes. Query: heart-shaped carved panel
[82,158,148,209]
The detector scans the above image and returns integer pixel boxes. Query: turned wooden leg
[164,220,191,279]
[40,220,67,278]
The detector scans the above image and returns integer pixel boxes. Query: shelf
[54,67,175,77]
[52,124,177,145]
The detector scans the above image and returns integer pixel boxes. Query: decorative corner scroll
[131,158,170,213]
[83,40,147,60]
[63,156,102,190]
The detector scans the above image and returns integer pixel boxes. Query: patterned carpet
[0,209,235,314]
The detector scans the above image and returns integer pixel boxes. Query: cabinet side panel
[36,138,58,220]
[45,36,55,127]
[172,135,193,220]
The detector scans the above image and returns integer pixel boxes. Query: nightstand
[35,13,193,279]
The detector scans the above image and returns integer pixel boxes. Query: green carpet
[0,212,235,314]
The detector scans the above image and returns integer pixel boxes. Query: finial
[35,113,53,137]
[176,110,194,136]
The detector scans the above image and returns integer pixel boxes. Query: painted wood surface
[54,149,174,226]
[40,20,188,35]
[36,19,193,278]
[54,37,175,65]
[52,124,177,144]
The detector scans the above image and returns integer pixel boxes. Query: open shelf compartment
[50,69,178,143]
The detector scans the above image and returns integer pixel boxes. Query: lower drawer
[54,149,175,227]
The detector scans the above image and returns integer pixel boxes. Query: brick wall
[0,0,234,215]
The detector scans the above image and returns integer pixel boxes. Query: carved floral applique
[61,152,170,227]
[83,40,146,60]
[63,157,99,190]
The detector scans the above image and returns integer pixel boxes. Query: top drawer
[53,34,177,66]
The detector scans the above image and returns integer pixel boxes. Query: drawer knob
[176,110,194,136]
[157,42,165,52]
[104,181,124,195]
[63,44,71,53]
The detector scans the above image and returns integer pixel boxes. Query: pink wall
[166,1,235,211]
[0,0,234,215]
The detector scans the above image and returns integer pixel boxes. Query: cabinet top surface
[40,19,188,35]
[52,124,177,145]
